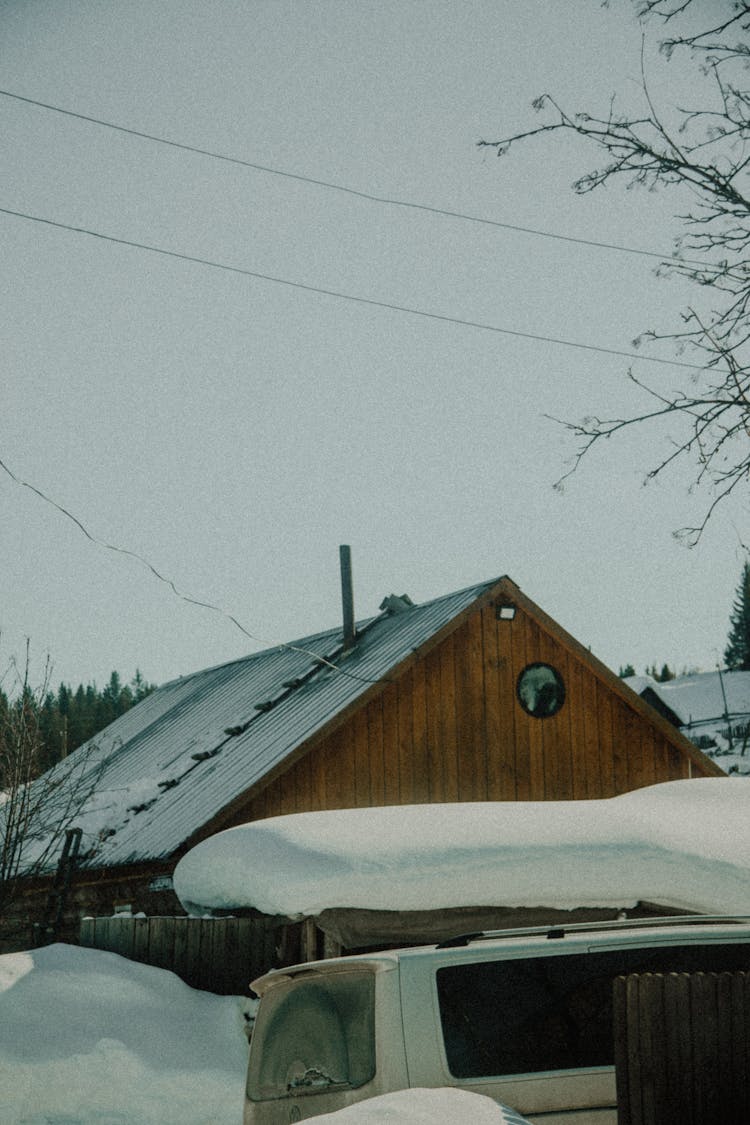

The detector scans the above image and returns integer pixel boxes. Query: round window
[516,662,565,718]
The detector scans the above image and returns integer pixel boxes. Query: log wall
[0,866,182,955]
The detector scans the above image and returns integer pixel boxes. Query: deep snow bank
[0,942,249,1125]
[311,1088,528,1123]
[173,779,750,918]
[0,944,531,1124]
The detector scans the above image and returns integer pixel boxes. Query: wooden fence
[614,970,750,1125]
[79,914,281,995]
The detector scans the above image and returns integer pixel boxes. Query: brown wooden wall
[0,865,183,955]
[233,600,698,824]
[80,914,280,995]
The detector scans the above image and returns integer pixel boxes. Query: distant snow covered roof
[628,670,750,778]
[621,674,656,696]
[639,671,750,727]
[173,778,750,920]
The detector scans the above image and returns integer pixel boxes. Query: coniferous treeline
[618,663,679,681]
[0,670,155,777]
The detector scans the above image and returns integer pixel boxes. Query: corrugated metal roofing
[42,576,501,869]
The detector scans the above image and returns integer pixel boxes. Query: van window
[247,970,376,1101]
[437,942,750,1078]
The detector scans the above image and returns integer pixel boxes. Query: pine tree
[99,671,123,727]
[725,562,750,671]
[131,669,151,702]
[644,663,676,682]
[0,667,155,786]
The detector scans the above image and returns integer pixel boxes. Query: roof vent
[379,593,415,615]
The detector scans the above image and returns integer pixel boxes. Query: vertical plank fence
[80,915,280,994]
[614,970,750,1125]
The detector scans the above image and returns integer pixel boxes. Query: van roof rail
[435,914,750,949]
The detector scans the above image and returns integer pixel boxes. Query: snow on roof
[621,674,656,696]
[628,670,750,778]
[20,579,498,872]
[173,778,750,920]
[640,671,750,727]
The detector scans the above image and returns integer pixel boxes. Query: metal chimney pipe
[339,544,356,650]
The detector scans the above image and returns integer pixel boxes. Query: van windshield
[247,969,376,1101]
[437,941,750,1078]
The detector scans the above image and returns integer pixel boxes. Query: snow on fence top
[173,779,750,919]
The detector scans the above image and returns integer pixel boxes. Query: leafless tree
[480,0,750,543]
[0,644,100,925]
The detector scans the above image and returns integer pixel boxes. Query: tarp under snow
[173,779,750,943]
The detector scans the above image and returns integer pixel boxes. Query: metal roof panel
[44,578,499,868]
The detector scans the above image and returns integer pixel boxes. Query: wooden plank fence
[614,970,750,1125]
[80,915,281,995]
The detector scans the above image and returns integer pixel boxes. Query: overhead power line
[0,204,706,372]
[0,87,712,270]
[0,455,387,685]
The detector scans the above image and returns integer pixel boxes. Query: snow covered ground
[0,942,248,1124]
[312,1090,526,1123]
[0,943,523,1124]
[6,780,747,1122]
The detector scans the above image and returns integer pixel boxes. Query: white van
[244,915,750,1124]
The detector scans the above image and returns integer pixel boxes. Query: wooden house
[6,572,721,950]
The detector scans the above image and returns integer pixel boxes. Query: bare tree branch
[481,0,750,539]
[0,645,103,921]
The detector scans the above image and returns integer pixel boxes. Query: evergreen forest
[0,670,155,780]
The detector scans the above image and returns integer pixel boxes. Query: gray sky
[2,0,746,690]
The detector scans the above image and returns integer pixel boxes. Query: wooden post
[300,917,318,962]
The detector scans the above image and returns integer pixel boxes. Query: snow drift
[310,1089,527,1123]
[0,942,249,1124]
[0,944,528,1124]
[174,779,750,920]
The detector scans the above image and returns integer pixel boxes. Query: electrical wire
[0,204,706,372]
[0,455,388,685]
[0,87,714,271]
[0,98,729,688]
